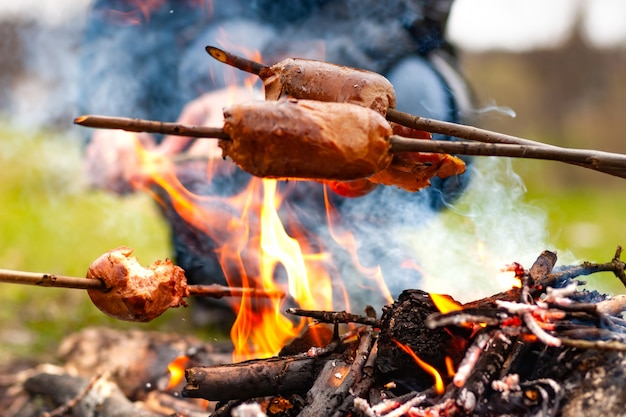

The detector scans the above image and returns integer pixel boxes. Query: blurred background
[1,0,625,364]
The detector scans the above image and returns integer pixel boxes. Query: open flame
[114,45,398,361]
[166,355,189,390]
[430,293,463,314]
[393,339,445,395]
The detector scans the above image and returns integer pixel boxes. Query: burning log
[298,328,375,417]
[182,354,325,401]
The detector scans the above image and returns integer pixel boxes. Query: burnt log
[182,354,327,401]
[375,289,462,392]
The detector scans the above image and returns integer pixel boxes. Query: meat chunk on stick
[86,246,189,322]
[221,98,393,181]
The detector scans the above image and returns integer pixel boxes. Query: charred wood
[182,354,329,401]
[298,328,374,417]
[376,290,461,392]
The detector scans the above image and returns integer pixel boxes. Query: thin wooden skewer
[386,108,626,179]
[74,115,230,140]
[0,268,284,299]
[390,136,626,177]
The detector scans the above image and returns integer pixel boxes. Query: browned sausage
[261,59,396,116]
[221,99,393,181]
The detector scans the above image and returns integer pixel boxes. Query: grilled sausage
[261,59,396,116]
[221,99,393,181]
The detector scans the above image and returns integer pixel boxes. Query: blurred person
[79,0,473,329]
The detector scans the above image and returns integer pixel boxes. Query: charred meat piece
[86,246,188,322]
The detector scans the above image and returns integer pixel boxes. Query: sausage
[86,247,188,322]
[260,59,396,116]
[221,99,393,181]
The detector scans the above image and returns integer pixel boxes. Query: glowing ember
[445,356,456,378]
[393,339,445,395]
[166,355,189,390]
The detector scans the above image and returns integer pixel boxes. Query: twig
[74,114,626,180]
[0,268,284,299]
[286,308,380,327]
[387,108,626,179]
[202,45,626,179]
[74,115,230,140]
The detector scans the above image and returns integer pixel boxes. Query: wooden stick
[286,308,379,327]
[390,135,626,179]
[0,268,284,299]
[0,268,108,291]
[188,284,285,299]
[387,108,626,178]
[202,46,626,178]
[205,46,267,77]
[386,108,546,147]
[73,115,230,140]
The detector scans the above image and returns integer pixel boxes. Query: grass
[1,125,624,364]
[0,125,191,364]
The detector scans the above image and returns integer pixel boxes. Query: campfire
[2,47,626,417]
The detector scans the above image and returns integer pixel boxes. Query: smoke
[407,157,576,302]
[0,2,92,130]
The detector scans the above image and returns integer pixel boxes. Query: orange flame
[124,47,395,361]
[393,339,445,395]
[430,293,463,314]
[166,355,189,390]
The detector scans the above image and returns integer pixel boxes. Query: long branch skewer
[0,268,284,299]
[73,115,230,140]
[74,114,626,179]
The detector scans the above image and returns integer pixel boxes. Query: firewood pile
[2,247,626,417]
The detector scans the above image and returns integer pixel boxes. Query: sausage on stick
[206,46,466,194]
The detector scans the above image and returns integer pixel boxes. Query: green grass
[1,126,624,364]
[0,126,192,364]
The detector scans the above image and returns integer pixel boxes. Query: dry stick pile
[173,247,626,417]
